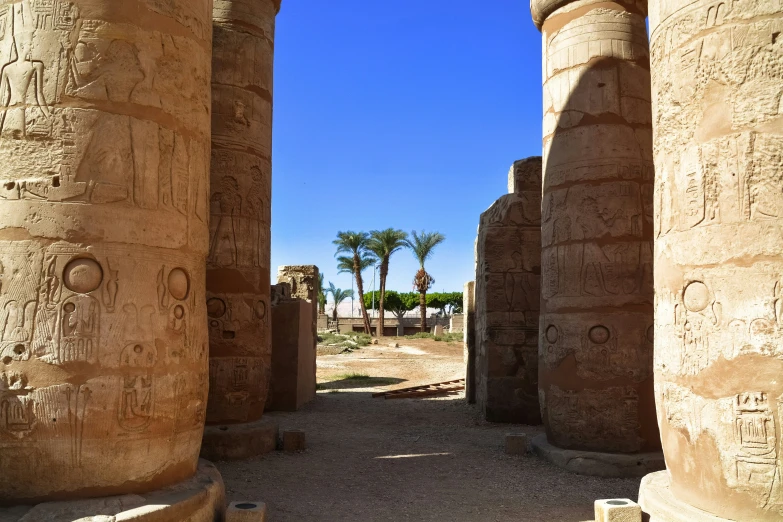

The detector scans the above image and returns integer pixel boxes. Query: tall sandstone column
[530,0,662,475]
[475,158,542,424]
[205,0,279,425]
[0,0,212,503]
[639,2,783,521]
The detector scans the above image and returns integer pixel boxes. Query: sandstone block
[266,299,316,412]
[200,418,279,461]
[227,501,267,522]
[505,433,529,455]
[463,281,476,404]
[282,430,306,452]
[594,499,641,522]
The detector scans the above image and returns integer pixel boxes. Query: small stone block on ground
[227,501,267,522]
[594,499,642,522]
[505,433,529,455]
[283,429,306,452]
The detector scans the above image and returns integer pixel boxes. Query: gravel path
[215,339,641,521]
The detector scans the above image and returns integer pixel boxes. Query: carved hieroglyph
[534,0,659,453]
[649,1,783,519]
[0,0,212,503]
[475,158,542,424]
[206,0,280,426]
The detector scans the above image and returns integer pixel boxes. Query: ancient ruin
[201,0,281,460]
[530,0,661,476]
[638,1,783,520]
[0,0,222,514]
[474,158,543,424]
[463,280,476,404]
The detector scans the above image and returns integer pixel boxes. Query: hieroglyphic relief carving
[475,158,542,424]
[649,0,783,518]
[534,0,657,453]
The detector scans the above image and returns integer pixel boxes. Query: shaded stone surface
[531,434,664,479]
[475,158,542,424]
[0,460,225,521]
[0,0,212,503]
[266,297,316,412]
[463,281,476,404]
[533,0,658,454]
[646,1,783,520]
[206,0,280,428]
[200,418,278,462]
[638,472,732,522]
[227,501,267,522]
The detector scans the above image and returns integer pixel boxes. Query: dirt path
[216,338,641,521]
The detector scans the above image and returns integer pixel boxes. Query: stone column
[475,158,542,424]
[0,0,215,506]
[463,280,476,404]
[639,2,783,521]
[201,0,281,461]
[530,0,663,477]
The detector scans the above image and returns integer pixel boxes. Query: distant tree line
[362,291,463,319]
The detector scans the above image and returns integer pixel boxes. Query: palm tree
[327,282,354,322]
[367,229,408,337]
[333,231,372,334]
[405,230,446,332]
[317,273,327,316]
[337,254,373,320]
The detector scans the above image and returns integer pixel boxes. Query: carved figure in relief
[246,166,266,267]
[63,384,90,467]
[675,281,721,375]
[119,343,156,432]
[0,26,52,138]
[2,300,36,343]
[102,259,118,312]
[209,176,241,267]
[57,296,98,364]
[0,370,34,437]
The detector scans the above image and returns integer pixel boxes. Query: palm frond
[367,228,408,260]
[333,231,369,257]
[404,230,446,267]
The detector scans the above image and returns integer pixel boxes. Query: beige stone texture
[594,498,641,522]
[475,157,542,424]
[276,265,318,397]
[226,501,267,522]
[266,297,316,412]
[206,0,280,428]
[0,0,213,504]
[463,281,476,404]
[639,471,733,522]
[646,1,783,520]
[200,417,278,461]
[534,0,659,454]
[0,460,225,521]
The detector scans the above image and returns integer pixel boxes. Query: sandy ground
[216,337,642,522]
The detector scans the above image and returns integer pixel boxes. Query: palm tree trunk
[378,258,389,338]
[420,291,427,332]
[354,254,371,334]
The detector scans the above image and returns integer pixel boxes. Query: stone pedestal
[531,0,659,471]
[643,1,783,520]
[0,0,213,504]
[475,158,542,424]
[463,281,476,404]
[0,460,225,522]
[638,472,732,522]
[201,418,279,462]
[203,0,280,461]
[266,297,316,412]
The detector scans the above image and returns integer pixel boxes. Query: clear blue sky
[270,0,543,297]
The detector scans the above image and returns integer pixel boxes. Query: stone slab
[200,418,279,461]
[266,299,316,412]
[595,498,641,522]
[638,471,734,522]
[226,501,267,522]
[531,434,665,478]
[0,460,225,522]
[282,429,306,452]
[505,433,529,455]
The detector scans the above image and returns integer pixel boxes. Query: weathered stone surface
[531,434,664,479]
[463,281,476,404]
[595,498,641,522]
[639,471,733,522]
[206,0,279,429]
[646,1,783,520]
[266,298,316,412]
[200,417,279,461]
[0,460,225,521]
[227,501,267,522]
[534,0,658,455]
[282,429,306,452]
[0,0,212,503]
[475,157,542,424]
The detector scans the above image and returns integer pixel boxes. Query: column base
[201,417,280,461]
[530,434,665,478]
[638,471,733,521]
[0,459,225,522]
